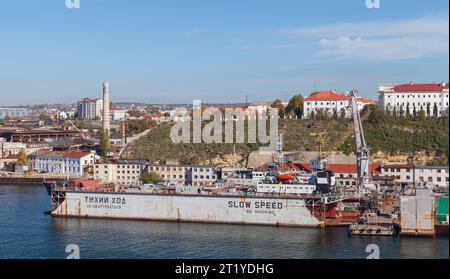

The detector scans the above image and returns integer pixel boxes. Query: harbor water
[0,185,448,259]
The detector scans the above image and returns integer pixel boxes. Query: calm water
[0,185,448,259]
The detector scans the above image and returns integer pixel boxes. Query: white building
[0,107,30,118]
[147,164,189,185]
[110,109,127,121]
[95,161,144,185]
[303,91,377,119]
[77,98,103,120]
[380,164,449,190]
[0,140,27,158]
[29,151,96,177]
[189,166,217,186]
[378,82,449,117]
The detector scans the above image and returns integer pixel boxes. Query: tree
[333,109,338,119]
[399,105,405,118]
[99,129,110,163]
[406,103,411,117]
[426,103,431,117]
[271,99,286,118]
[315,109,328,120]
[140,171,163,184]
[340,108,347,119]
[16,150,28,167]
[413,104,417,118]
[286,95,304,119]
[433,103,439,117]
[127,108,144,118]
[417,106,426,121]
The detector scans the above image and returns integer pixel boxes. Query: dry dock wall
[52,192,322,227]
[400,189,435,236]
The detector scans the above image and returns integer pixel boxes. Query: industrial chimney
[102,81,111,137]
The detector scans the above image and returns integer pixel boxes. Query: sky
[0,0,448,105]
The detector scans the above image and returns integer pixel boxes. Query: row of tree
[389,103,442,119]
[271,95,304,118]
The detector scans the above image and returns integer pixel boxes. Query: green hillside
[122,107,449,166]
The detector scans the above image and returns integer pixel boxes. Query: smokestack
[102,81,111,137]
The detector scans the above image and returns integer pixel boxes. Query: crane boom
[349,90,374,191]
[68,120,88,140]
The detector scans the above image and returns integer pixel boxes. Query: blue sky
[0,0,448,105]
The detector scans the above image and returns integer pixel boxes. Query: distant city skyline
[0,0,448,106]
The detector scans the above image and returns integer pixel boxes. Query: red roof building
[304,91,377,119]
[304,91,349,102]
[392,83,448,93]
[378,82,449,117]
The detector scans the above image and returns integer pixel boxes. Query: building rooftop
[392,83,449,93]
[10,129,80,135]
[305,91,377,104]
[305,91,349,101]
[80,98,101,102]
[30,150,93,159]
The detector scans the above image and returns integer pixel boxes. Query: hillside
[121,108,449,166]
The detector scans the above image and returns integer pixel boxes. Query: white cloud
[280,16,449,61]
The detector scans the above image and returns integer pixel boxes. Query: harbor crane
[67,120,89,140]
[348,90,376,192]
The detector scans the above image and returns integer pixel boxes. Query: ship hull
[51,191,323,228]
[435,223,449,236]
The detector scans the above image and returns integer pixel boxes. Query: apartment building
[77,98,103,120]
[188,166,217,186]
[147,164,188,185]
[380,164,449,189]
[94,160,144,185]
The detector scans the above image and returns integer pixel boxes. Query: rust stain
[76,199,81,216]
